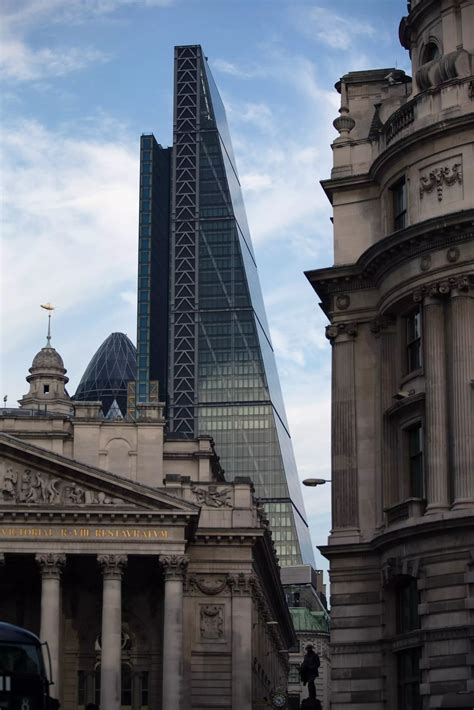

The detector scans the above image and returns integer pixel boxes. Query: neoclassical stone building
[306,1,474,708]
[0,340,295,709]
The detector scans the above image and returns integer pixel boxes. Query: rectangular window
[392,177,407,230]
[396,577,420,634]
[397,647,422,710]
[406,308,422,372]
[77,671,85,705]
[43,384,50,394]
[407,423,424,498]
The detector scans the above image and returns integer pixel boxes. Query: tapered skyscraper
[136,45,314,566]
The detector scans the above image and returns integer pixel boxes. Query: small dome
[30,347,65,372]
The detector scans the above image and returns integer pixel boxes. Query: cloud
[213,59,266,80]
[1,39,109,81]
[1,119,138,353]
[294,5,377,51]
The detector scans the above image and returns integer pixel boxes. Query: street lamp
[302,478,331,487]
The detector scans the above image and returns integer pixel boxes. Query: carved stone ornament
[419,162,462,201]
[200,604,224,640]
[187,574,229,596]
[97,554,127,579]
[227,572,255,596]
[325,322,358,342]
[190,484,232,509]
[36,553,66,579]
[446,246,460,263]
[0,464,126,506]
[160,554,189,580]
[370,314,396,335]
[335,294,350,310]
[413,276,471,302]
[419,254,431,272]
[333,106,355,139]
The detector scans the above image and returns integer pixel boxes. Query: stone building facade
[306,1,474,708]
[0,340,295,710]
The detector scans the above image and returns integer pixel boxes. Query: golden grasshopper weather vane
[40,303,55,346]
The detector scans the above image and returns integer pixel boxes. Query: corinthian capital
[97,554,127,579]
[160,554,189,580]
[325,322,358,343]
[36,553,66,579]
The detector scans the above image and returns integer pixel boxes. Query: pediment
[0,434,199,516]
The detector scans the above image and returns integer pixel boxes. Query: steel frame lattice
[169,46,201,435]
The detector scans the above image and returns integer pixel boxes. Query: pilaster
[450,284,474,508]
[423,293,450,513]
[326,323,359,538]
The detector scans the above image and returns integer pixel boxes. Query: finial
[40,303,55,346]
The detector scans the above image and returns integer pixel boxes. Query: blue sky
[1,0,410,578]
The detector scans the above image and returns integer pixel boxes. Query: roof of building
[74,332,136,417]
[30,346,65,372]
[289,607,330,633]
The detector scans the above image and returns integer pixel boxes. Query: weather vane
[40,303,55,346]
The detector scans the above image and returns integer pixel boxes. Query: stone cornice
[322,114,473,206]
[305,209,474,305]
[319,510,474,561]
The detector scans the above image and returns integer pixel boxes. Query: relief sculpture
[191,484,232,508]
[200,604,224,640]
[0,463,126,506]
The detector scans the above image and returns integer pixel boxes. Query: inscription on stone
[0,526,169,540]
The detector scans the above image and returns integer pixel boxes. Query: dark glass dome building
[74,333,136,417]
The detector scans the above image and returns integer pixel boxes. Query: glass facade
[74,332,136,417]
[137,45,314,566]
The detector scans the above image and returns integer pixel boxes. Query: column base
[451,499,474,511]
[424,503,450,515]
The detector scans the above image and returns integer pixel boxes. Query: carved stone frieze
[419,163,462,201]
[0,464,126,506]
[200,604,224,640]
[187,574,229,596]
[160,554,189,580]
[97,554,127,579]
[190,484,232,509]
[413,275,472,303]
[325,322,358,343]
[36,553,66,579]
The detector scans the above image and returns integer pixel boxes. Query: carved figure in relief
[191,485,232,508]
[66,483,86,505]
[200,605,224,639]
[1,468,18,500]
[39,473,61,503]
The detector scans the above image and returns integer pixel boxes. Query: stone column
[326,323,359,535]
[161,554,188,710]
[423,293,450,512]
[98,554,127,710]
[230,574,253,710]
[371,316,398,519]
[450,282,474,508]
[36,553,66,699]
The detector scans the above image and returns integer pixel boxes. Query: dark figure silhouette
[301,700,322,710]
[299,644,320,699]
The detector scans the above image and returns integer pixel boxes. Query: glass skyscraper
[136,45,314,566]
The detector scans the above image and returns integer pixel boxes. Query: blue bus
[0,622,54,710]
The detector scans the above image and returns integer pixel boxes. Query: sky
[0,0,410,580]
